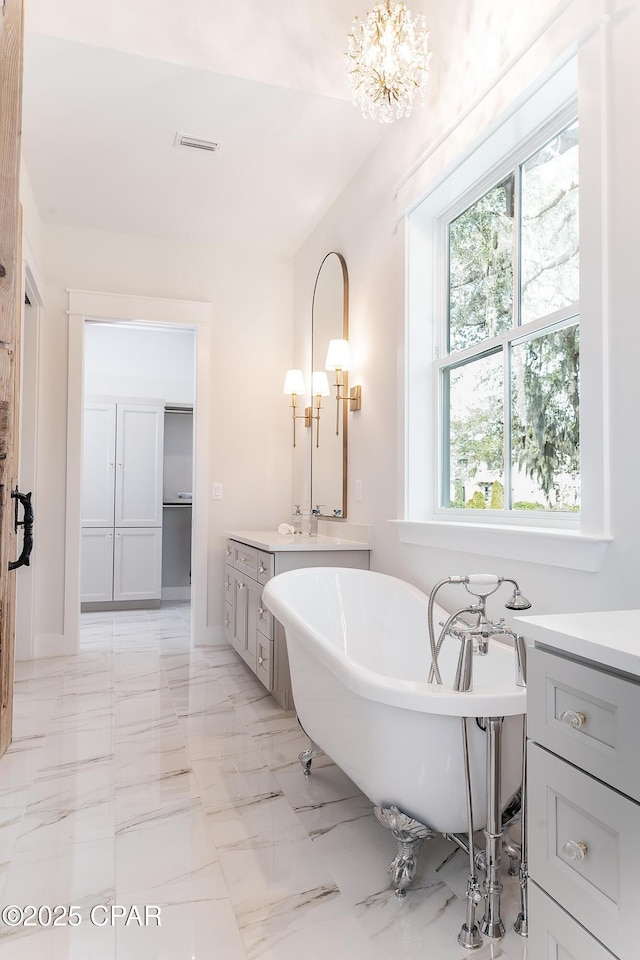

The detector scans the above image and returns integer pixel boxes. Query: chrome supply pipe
[514,713,529,937]
[457,717,483,950]
[443,833,486,872]
[454,632,475,692]
[480,717,505,939]
[513,633,528,687]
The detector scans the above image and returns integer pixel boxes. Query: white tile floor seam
[0,603,527,959]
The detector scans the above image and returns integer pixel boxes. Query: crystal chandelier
[346,1,432,124]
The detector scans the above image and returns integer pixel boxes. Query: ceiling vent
[174,132,221,153]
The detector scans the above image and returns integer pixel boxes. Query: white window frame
[437,109,580,524]
[397,54,611,571]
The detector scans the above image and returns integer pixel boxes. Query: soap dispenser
[292,504,303,535]
[310,506,323,536]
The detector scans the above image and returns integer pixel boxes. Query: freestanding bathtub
[262,567,526,834]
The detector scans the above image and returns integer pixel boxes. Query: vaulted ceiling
[22,0,389,253]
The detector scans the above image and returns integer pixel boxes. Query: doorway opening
[65,291,213,655]
[80,321,196,619]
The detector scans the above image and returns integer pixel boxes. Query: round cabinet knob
[259,563,265,574]
[560,709,586,729]
[258,607,264,616]
[561,840,588,862]
[258,656,264,666]
[238,582,244,591]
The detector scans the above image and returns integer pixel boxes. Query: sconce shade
[325,339,352,371]
[283,369,305,396]
[312,371,331,396]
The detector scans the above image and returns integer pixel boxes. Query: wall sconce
[325,338,362,435]
[305,371,331,448]
[283,369,307,447]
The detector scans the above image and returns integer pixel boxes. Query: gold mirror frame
[311,252,348,519]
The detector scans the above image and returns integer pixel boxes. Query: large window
[440,121,579,514]
[401,52,609,571]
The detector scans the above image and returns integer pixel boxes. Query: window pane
[511,324,580,511]
[445,352,504,508]
[521,122,579,324]
[448,176,514,353]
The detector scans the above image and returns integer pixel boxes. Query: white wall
[34,224,294,647]
[84,324,195,404]
[20,159,44,274]
[293,0,640,618]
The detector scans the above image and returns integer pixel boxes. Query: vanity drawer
[257,550,274,585]
[528,646,640,802]
[528,881,618,960]
[231,541,258,578]
[528,742,640,960]
[256,634,273,691]
[256,585,273,639]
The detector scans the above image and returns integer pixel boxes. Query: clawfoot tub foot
[298,743,323,777]
[296,718,324,777]
[374,805,434,898]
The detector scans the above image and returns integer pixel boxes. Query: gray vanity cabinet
[224,534,370,710]
[527,645,640,960]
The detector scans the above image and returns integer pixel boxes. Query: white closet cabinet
[115,405,164,527]
[82,402,116,527]
[113,528,163,602]
[80,528,114,603]
[81,400,164,606]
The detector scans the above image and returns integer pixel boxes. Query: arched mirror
[311,252,348,519]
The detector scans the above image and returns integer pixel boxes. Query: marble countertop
[515,609,640,678]
[225,529,371,552]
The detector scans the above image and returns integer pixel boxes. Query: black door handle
[9,488,34,571]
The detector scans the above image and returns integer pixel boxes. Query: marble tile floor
[0,603,528,959]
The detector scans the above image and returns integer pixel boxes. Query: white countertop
[225,530,371,552]
[515,609,640,678]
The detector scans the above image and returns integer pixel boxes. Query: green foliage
[466,490,486,509]
[513,500,546,511]
[450,403,503,480]
[489,480,504,509]
[511,325,580,501]
[449,177,514,351]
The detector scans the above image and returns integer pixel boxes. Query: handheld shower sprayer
[502,578,532,611]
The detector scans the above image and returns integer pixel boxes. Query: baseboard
[161,586,191,601]
[31,634,74,659]
[80,600,162,612]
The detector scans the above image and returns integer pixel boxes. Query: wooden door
[0,0,24,757]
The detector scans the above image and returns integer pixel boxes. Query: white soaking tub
[262,566,526,834]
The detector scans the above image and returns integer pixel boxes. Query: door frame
[65,290,213,653]
[15,231,45,661]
